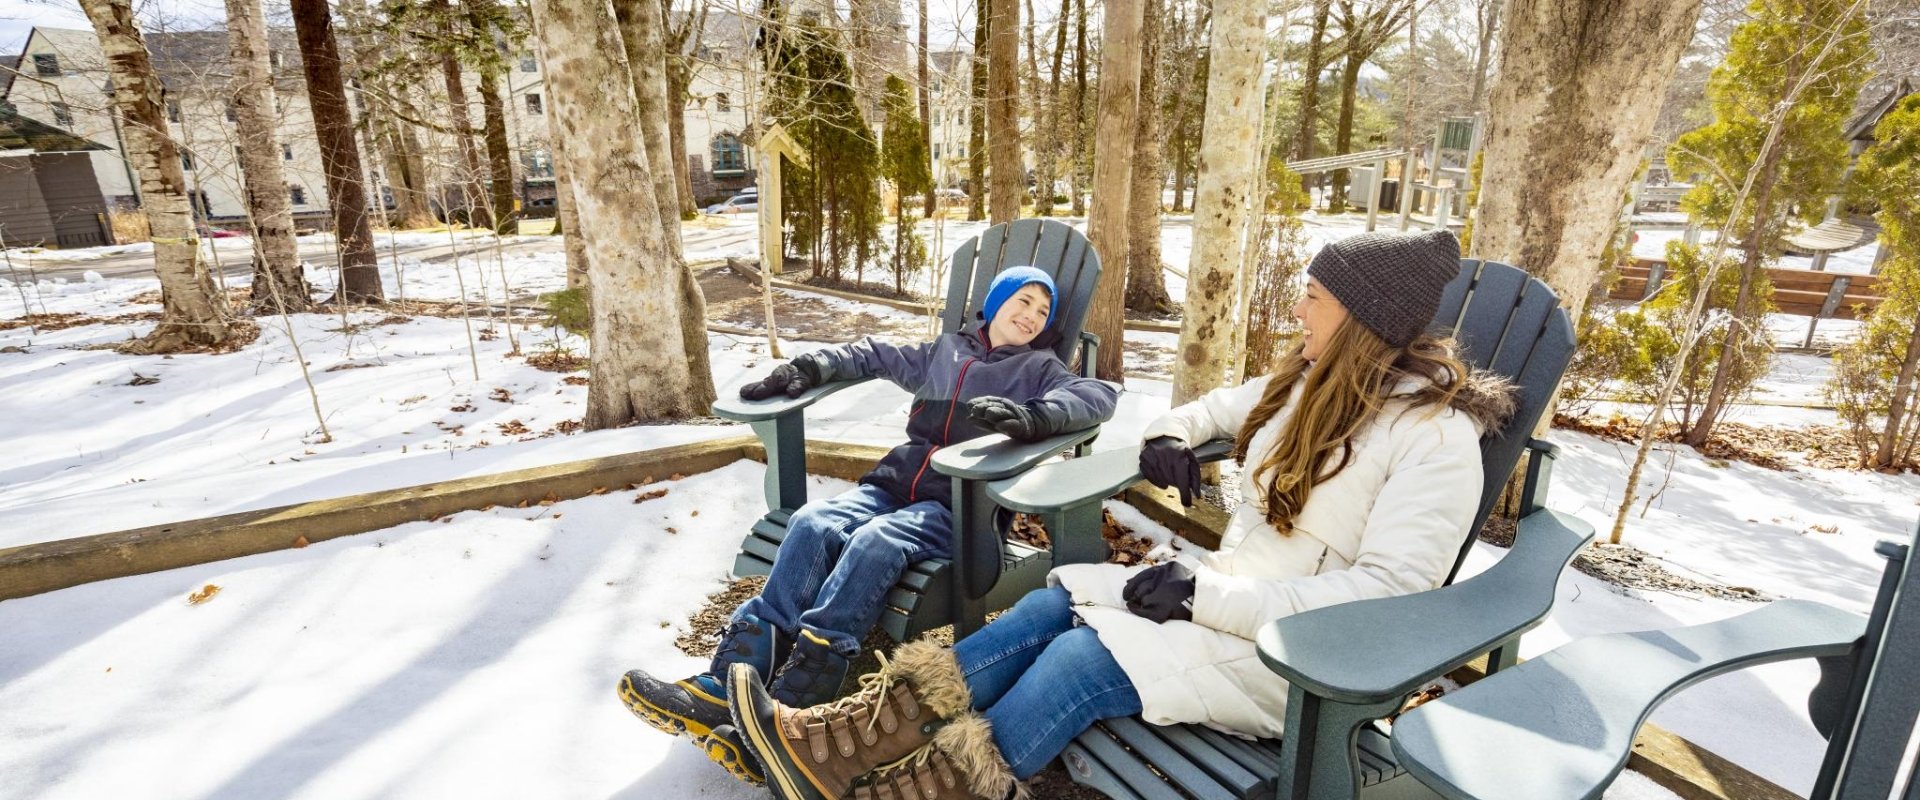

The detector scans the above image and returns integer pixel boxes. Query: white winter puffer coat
[1047,372,1496,739]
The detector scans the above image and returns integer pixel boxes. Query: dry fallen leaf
[590,486,609,496]
[690,509,700,517]
[188,584,221,605]
[292,535,310,548]
[634,488,669,504]
[666,527,678,534]
[669,473,685,481]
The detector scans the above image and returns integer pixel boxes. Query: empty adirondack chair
[1390,531,1917,800]
[711,218,1109,642]
[985,259,1592,800]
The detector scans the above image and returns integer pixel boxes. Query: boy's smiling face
[988,283,1052,349]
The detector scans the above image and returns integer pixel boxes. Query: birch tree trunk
[1472,0,1702,324]
[1125,0,1172,314]
[1084,0,1145,381]
[1171,0,1266,404]
[534,0,700,425]
[225,0,308,312]
[79,0,235,351]
[291,0,383,304]
[987,0,1022,223]
[615,0,717,411]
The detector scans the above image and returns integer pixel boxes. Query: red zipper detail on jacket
[909,356,978,503]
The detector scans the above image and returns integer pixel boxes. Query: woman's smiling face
[1293,277,1350,361]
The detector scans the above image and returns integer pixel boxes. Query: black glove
[739,357,823,400]
[966,396,1061,442]
[1123,561,1196,623]
[1140,436,1204,507]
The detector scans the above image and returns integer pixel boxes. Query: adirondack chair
[985,259,1592,800]
[1390,531,1918,800]
[711,218,1108,643]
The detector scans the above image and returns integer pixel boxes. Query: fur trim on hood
[1449,367,1519,433]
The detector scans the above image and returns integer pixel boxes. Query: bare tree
[290,0,383,304]
[465,0,521,234]
[78,0,237,352]
[988,0,1022,222]
[1467,0,1503,111]
[969,0,990,221]
[534,0,704,425]
[1294,0,1331,160]
[1125,0,1173,314]
[1473,0,1701,322]
[920,0,936,217]
[615,0,718,411]
[1084,0,1146,380]
[225,0,309,312]
[1326,0,1419,208]
[1172,0,1266,403]
[663,0,709,219]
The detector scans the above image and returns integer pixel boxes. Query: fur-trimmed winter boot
[618,612,788,784]
[846,714,1022,800]
[729,640,975,800]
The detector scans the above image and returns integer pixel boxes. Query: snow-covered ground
[3,223,1914,799]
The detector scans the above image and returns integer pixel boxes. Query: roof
[1847,77,1916,142]
[24,26,304,94]
[929,49,972,76]
[0,105,110,154]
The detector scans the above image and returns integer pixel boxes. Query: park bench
[1391,528,1916,800]
[986,259,1589,800]
[711,218,1111,641]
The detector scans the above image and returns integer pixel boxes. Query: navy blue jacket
[806,329,1121,508]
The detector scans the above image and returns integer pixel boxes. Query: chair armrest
[984,437,1236,513]
[1255,509,1596,705]
[930,427,1104,482]
[1390,599,1866,800]
[710,377,872,423]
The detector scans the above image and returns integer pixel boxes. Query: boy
[619,266,1120,783]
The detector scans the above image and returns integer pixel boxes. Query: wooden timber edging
[0,435,1797,800]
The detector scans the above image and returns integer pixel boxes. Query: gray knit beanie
[1306,229,1461,348]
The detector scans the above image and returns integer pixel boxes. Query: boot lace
[806,650,904,736]
[714,618,762,663]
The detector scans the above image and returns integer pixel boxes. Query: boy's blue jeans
[734,484,953,658]
[955,586,1143,780]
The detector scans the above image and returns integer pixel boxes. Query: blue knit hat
[977,266,1057,330]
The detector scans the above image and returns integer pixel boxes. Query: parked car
[704,194,759,215]
[936,188,969,206]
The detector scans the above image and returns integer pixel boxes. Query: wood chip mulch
[1553,412,1875,472]
[1479,512,1768,602]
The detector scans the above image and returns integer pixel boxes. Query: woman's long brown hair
[1230,320,1472,533]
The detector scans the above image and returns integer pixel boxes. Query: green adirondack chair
[1390,531,1916,800]
[984,259,1590,800]
[710,218,1109,642]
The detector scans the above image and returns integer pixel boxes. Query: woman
[727,230,1516,800]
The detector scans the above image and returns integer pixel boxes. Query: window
[289,185,307,205]
[269,51,282,70]
[933,143,941,159]
[190,191,212,218]
[225,101,236,122]
[166,101,181,123]
[520,55,537,72]
[51,102,73,128]
[282,143,294,161]
[711,133,745,173]
[33,53,59,76]
[521,149,554,179]
[181,151,194,171]
[525,93,542,115]
[715,93,730,113]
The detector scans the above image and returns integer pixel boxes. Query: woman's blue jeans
[954,586,1143,780]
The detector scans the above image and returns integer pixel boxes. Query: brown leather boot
[847,713,1020,800]
[730,640,973,800]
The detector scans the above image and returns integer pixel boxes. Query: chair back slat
[941,220,1102,365]
[1432,261,1576,585]
[1825,539,1920,800]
